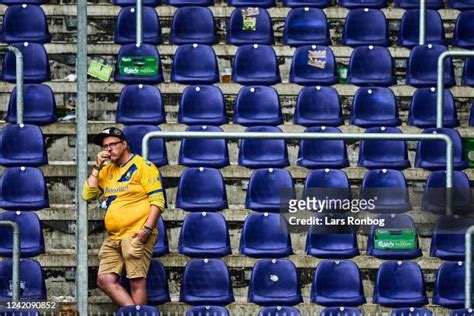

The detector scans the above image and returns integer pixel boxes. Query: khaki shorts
[98,234,157,279]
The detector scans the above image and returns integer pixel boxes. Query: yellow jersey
[82,154,165,240]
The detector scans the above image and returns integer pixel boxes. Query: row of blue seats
[0,258,468,309]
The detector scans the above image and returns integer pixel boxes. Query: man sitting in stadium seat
[82,127,165,306]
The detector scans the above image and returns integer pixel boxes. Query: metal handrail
[0,46,24,125]
[0,220,21,301]
[466,226,474,308]
[419,0,426,45]
[136,0,143,46]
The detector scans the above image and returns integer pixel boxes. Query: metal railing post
[437,51,474,128]
[0,46,24,125]
[136,0,143,46]
[466,226,474,308]
[419,0,426,45]
[0,221,20,301]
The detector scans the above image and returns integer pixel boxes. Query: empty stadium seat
[117,305,160,316]
[0,211,44,257]
[342,9,389,47]
[433,262,465,308]
[290,45,338,85]
[114,0,160,6]
[293,86,343,127]
[350,87,401,127]
[415,128,468,171]
[116,84,165,125]
[246,168,294,213]
[303,169,352,210]
[6,84,57,125]
[450,309,474,316]
[392,307,433,316]
[297,126,349,169]
[171,44,219,84]
[463,57,474,87]
[1,5,50,43]
[408,88,459,128]
[227,8,274,45]
[0,259,46,301]
[283,0,330,7]
[1,42,50,83]
[398,10,445,48]
[395,0,443,9]
[366,214,422,259]
[358,127,409,170]
[422,171,472,215]
[240,213,293,258]
[282,8,330,46]
[114,44,164,84]
[406,45,455,87]
[347,46,395,86]
[123,125,168,167]
[259,306,301,316]
[176,167,227,212]
[2,0,47,4]
[453,11,474,49]
[153,216,169,257]
[228,0,275,7]
[239,126,289,169]
[232,44,281,85]
[233,86,283,126]
[186,306,230,316]
[359,169,411,214]
[249,259,303,306]
[179,125,229,168]
[114,6,162,45]
[0,167,49,210]
[0,309,40,316]
[178,85,227,126]
[448,0,474,9]
[180,258,234,305]
[320,307,363,316]
[339,0,387,9]
[374,261,428,307]
[0,124,48,167]
[179,212,231,257]
[167,0,213,6]
[430,216,474,261]
[170,7,217,45]
[311,260,366,306]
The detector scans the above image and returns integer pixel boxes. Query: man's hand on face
[133,229,150,244]
[96,151,111,166]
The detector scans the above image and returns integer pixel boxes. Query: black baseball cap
[93,127,127,146]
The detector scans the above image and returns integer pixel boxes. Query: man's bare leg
[129,278,147,305]
[97,273,135,306]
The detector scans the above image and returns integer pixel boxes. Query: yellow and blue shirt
[82,154,165,240]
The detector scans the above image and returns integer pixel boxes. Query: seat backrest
[123,125,168,167]
[228,0,275,7]
[186,306,230,316]
[227,7,274,45]
[232,44,281,85]
[233,86,282,126]
[398,9,445,48]
[434,262,465,302]
[406,44,454,87]
[348,45,394,85]
[290,45,337,85]
[117,305,160,316]
[312,260,364,299]
[375,261,426,299]
[454,11,474,48]
[391,308,433,316]
[408,88,458,128]
[0,259,46,300]
[178,85,227,125]
[246,168,294,211]
[171,44,219,84]
[430,215,474,260]
[463,57,474,86]
[2,4,50,43]
[0,211,44,257]
[303,169,352,203]
[283,8,329,45]
[116,84,165,124]
[320,307,362,316]
[0,124,48,167]
[350,87,399,127]
[342,8,388,46]
[259,306,301,316]
[114,43,164,84]
[294,86,343,126]
[358,127,408,167]
[170,6,216,45]
[114,6,161,44]
[2,42,50,83]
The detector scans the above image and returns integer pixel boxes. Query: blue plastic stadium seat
[176,167,227,212]
[240,213,293,258]
[311,260,366,306]
[407,45,455,87]
[290,45,338,86]
[374,261,428,307]
[178,85,227,126]
[228,0,275,7]
[448,0,474,9]
[168,0,213,6]
[0,259,46,301]
[297,126,349,169]
[170,7,216,45]
[123,125,168,167]
[246,168,294,213]
[433,262,465,308]
[239,126,289,169]
[0,309,39,316]
[320,307,363,316]
[450,309,474,316]
[0,124,47,167]
[0,211,44,257]
[232,44,281,85]
[306,214,359,258]
[395,0,443,9]
[283,8,330,46]
[171,44,219,84]
[114,0,160,6]
[179,125,229,168]
[114,44,163,84]
[360,169,411,214]
[114,6,162,45]
[339,0,387,9]
[453,12,474,49]
[367,214,422,259]
[259,306,301,316]
[180,258,234,305]
[408,88,459,128]
[347,46,395,86]
[117,306,160,316]
[415,128,468,171]
[283,0,330,7]
[227,8,274,45]
[6,84,57,125]
[116,85,165,125]
[293,86,343,127]
[233,86,283,127]
[303,169,352,211]
[186,306,230,316]
[422,171,472,215]
[249,259,303,306]
[0,167,49,210]
[342,9,389,47]
[358,127,409,170]
[463,57,474,87]
[350,87,400,127]
[179,212,231,257]
[430,216,474,261]
[2,0,47,4]
[153,216,169,257]
[392,308,433,316]
[1,5,50,43]
[1,42,50,83]
[398,10,445,48]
